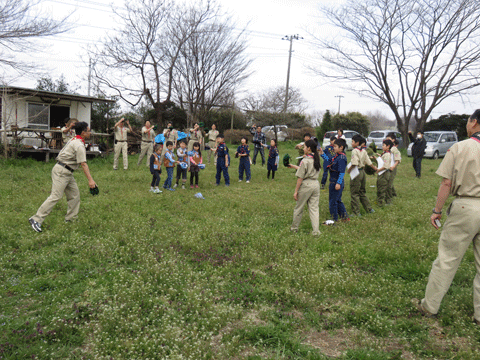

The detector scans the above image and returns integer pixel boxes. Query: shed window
[28,103,49,129]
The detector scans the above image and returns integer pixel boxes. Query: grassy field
[1,141,479,360]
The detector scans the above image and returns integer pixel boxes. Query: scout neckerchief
[239,144,247,154]
[328,152,345,170]
[74,135,85,144]
[381,150,390,156]
[471,131,480,143]
[216,142,224,155]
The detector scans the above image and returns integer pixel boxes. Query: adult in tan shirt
[414,109,480,325]
[113,117,132,170]
[188,122,203,151]
[137,120,155,167]
[29,122,96,232]
[288,140,321,236]
[207,124,219,164]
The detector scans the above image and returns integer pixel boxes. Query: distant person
[214,134,230,186]
[162,141,178,191]
[174,140,189,189]
[236,136,251,183]
[375,139,393,207]
[412,131,427,178]
[413,109,480,326]
[320,136,336,190]
[188,122,203,152]
[61,118,78,146]
[189,142,203,188]
[252,126,266,166]
[29,122,97,232]
[336,129,346,140]
[137,120,155,167]
[386,133,401,202]
[249,124,257,135]
[295,133,312,165]
[160,122,178,163]
[206,124,219,164]
[149,144,162,193]
[113,117,132,170]
[263,139,279,180]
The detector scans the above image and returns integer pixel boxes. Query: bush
[224,129,252,145]
[284,127,316,141]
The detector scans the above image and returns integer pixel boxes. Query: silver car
[407,131,458,159]
[367,130,404,148]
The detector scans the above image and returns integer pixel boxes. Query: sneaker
[195,185,199,188]
[173,183,178,188]
[168,188,176,191]
[239,180,242,182]
[29,218,42,232]
[154,188,162,193]
[149,188,155,192]
[225,184,230,187]
[320,184,325,190]
[246,180,250,183]
[182,185,185,189]
[411,298,436,318]
[191,185,194,189]
[322,220,335,226]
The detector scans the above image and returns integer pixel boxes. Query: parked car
[261,125,288,142]
[321,130,361,151]
[407,131,458,159]
[366,130,404,148]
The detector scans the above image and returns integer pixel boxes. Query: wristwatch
[432,208,442,215]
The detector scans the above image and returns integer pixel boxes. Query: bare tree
[311,0,480,144]
[242,86,308,114]
[0,0,70,75]
[173,17,252,126]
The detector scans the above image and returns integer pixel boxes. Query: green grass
[1,141,479,359]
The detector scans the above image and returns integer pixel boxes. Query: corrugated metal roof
[0,86,116,103]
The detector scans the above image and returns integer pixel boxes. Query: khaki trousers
[350,169,372,214]
[137,142,153,166]
[376,170,390,207]
[291,179,320,235]
[386,167,397,204]
[32,164,80,224]
[207,140,216,164]
[422,197,480,322]
[113,141,128,170]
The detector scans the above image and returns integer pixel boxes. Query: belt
[117,140,127,142]
[142,140,153,143]
[57,161,74,172]
[358,168,364,170]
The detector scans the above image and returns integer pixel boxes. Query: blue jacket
[321,152,347,184]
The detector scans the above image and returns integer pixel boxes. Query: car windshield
[369,132,385,138]
[424,133,440,142]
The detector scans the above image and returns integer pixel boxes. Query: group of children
[291,132,402,233]
[148,133,281,192]
[149,140,204,193]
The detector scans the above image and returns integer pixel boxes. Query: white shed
[0,86,115,130]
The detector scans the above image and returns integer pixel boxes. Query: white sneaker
[246,180,250,183]
[239,180,242,182]
[149,188,155,192]
[173,183,178,188]
[182,185,185,189]
[154,188,162,193]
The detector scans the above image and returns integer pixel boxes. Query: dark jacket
[412,137,427,158]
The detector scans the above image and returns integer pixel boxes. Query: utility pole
[335,95,344,114]
[282,34,303,114]
[88,58,92,96]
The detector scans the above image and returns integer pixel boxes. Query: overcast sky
[10,0,478,122]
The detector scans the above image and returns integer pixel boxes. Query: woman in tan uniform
[288,139,321,235]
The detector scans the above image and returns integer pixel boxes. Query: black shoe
[29,217,42,232]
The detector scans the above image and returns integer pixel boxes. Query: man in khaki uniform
[137,120,155,166]
[414,109,480,325]
[188,122,203,151]
[348,135,376,216]
[113,117,132,170]
[288,140,321,236]
[207,124,219,164]
[29,121,97,232]
[386,133,401,203]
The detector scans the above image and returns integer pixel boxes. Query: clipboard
[377,157,386,175]
[347,162,359,180]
